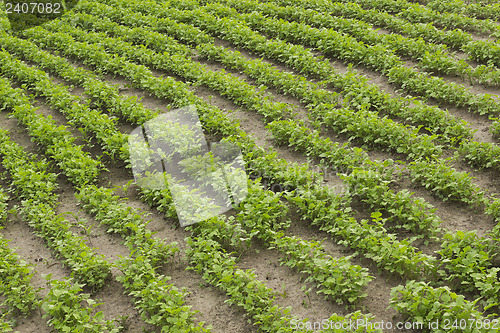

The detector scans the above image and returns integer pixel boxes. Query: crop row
[42,276,123,333]
[268,119,441,236]
[325,0,500,35]
[130,102,499,321]
[187,222,379,333]
[240,141,499,318]
[8,1,500,320]
[140,154,376,315]
[391,280,498,333]
[0,101,111,289]
[426,0,500,21]
[265,117,500,310]
[166,0,500,197]
[0,47,128,161]
[54,12,294,122]
[53,9,449,163]
[0,128,123,331]
[0,64,210,331]
[203,0,500,87]
[1,226,121,332]
[0,32,158,124]
[76,0,471,146]
[270,0,470,47]
[0,56,101,186]
[74,0,500,260]
[193,0,500,117]
[198,44,500,174]
[26,14,378,310]
[34,5,472,236]
[98,0,500,170]
[0,188,39,331]
[226,177,375,305]
[76,185,210,332]
[6,17,382,326]
[77,0,455,158]
[1,26,350,330]
[269,0,500,69]
[132,144,380,329]
[83,0,500,219]
[104,0,500,216]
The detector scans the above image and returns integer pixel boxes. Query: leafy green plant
[42,275,123,333]
[0,130,111,290]
[390,280,496,333]
[437,231,494,289]
[0,218,40,328]
[409,159,485,205]
[0,76,101,187]
[458,140,500,171]
[0,48,127,161]
[185,233,311,333]
[0,188,8,224]
[116,252,211,332]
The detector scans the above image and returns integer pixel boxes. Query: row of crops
[1,0,500,332]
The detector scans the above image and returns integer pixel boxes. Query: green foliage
[270,233,372,306]
[42,276,123,333]
[459,140,500,171]
[235,182,373,306]
[0,47,127,161]
[387,66,500,116]
[343,169,442,236]
[236,181,290,239]
[0,77,101,187]
[288,186,439,280]
[390,281,496,333]
[76,184,214,332]
[491,120,500,140]
[0,130,111,290]
[0,188,9,224]
[311,103,442,159]
[485,198,500,223]
[0,223,40,327]
[267,119,441,236]
[436,229,500,310]
[76,185,174,261]
[186,234,310,333]
[211,0,500,87]
[426,0,500,20]
[6,0,499,329]
[437,231,495,292]
[116,252,211,332]
[46,10,291,122]
[464,40,500,68]
[409,159,484,205]
[189,0,500,115]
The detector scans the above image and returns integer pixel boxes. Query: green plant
[390,281,496,332]
[42,275,123,333]
[0,219,40,328]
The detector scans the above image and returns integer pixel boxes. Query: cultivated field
[1,0,500,332]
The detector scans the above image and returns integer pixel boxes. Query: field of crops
[1,0,500,332]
